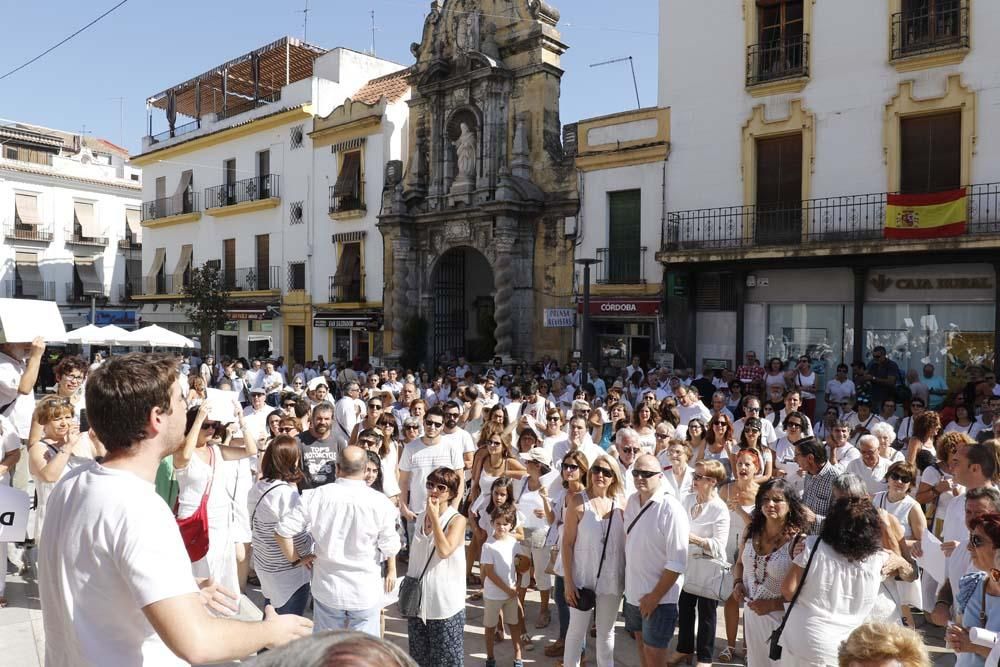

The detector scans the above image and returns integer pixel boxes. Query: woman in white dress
[515,447,556,629]
[732,479,810,667]
[779,496,912,666]
[174,402,258,603]
[764,358,787,395]
[658,439,695,499]
[720,448,761,662]
[561,454,626,667]
[872,461,926,628]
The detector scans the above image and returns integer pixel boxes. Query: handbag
[768,535,821,661]
[576,501,616,613]
[175,447,216,563]
[398,514,455,617]
[682,548,734,602]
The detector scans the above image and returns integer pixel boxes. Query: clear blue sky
[0,0,658,154]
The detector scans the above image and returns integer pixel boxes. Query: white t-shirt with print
[39,463,199,667]
[481,535,519,600]
[399,439,465,510]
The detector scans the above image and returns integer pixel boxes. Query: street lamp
[575,258,601,388]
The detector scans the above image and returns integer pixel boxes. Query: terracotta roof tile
[351,69,411,105]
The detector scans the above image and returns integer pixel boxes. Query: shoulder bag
[576,501,616,612]
[768,536,821,661]
[682,545,734,602]
[175,446,216,563]
[398,513,456,617]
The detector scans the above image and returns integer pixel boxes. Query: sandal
[520,632,535,650]
[494,626,505,642]
[469,590,483,601]
[535,609,551,628]
[718,646,738,663]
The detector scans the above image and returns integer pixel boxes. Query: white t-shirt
[825,378,856,405]
[441,428,476,457]
[480,535,519,600]
[0,414,20,485]
[0,351,35,439]
[399,439,465,510]
[39,463,199,667]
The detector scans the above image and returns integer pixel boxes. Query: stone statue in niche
[456,9,481,52]
[453,122,477,182]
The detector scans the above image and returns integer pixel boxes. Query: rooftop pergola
[147,37,327,127]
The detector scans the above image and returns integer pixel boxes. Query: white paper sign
[206,388,241,423]
[0,299,66,343]
[917,530,947,584]
[543,308,575,328]
[0,485,31,542]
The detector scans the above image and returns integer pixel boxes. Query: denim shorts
[623,601,679,649]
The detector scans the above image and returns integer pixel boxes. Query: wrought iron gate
[433,250,466,362]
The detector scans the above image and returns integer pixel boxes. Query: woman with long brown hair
[907,410,941,467]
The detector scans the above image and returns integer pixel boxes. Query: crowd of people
[5,342,1000,665]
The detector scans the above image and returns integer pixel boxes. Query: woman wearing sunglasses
[946,513,1000,665]
[174,401,258,601]
[872,461,926,628]
[561,454,625,667]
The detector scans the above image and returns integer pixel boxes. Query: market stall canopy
[115,325,195,348]
[66,324,130,345]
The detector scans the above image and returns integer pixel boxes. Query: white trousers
[744,607,782,667]
[564,593,620,667]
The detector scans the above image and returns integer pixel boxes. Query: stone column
[493,219,517,360]
[391,237,411,357]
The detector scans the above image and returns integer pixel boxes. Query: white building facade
[131,37,408,365]
[656,0,1000,406]
[0,122,142,331]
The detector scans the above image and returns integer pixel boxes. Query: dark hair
[292,398,311,419]
[967,441,1000,482]
[260,435,305,484]
[794,436,828,466]
[884,461,917,485]
[86,353,178,453]
[485,476,515,516]
[426,466,460,501]
[913,411,941,441]
[491,503,518,529]
[782,410,807,430]
[312,402,334,418]
[821,497,882,561]
[969,512,1000,550]
[54,355,88,380]
[364,450,384,493]
[425,405,445,420]
[966,486,1000,512]
[746,479,810,542]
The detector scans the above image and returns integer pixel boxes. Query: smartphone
[78,409,89,433]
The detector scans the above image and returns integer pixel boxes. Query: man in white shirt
[440,400,477,471]
[895,397,925,446]
[333,381,364,451]
[260,360,285,406]
[614,428,643,496]
[0,337,45,441]
[675,385,711,427]
[454,356,471,380]
[380,368,403,398]
[845,435,889,497]
[623,453,689,665]
[479,375,500,409]
[827,420,861,469]
[242,388,272,442]
[625,356,645,382]
[276,446,400,636]
[769,390,813,440]
[551,416,605,483]
[709,392,734,423]
[824,363,856,414]
[847,397,882,444]
[732,397,779,448]
[244,358,263,390]
[398,406,465,533]
[40,353,311,666]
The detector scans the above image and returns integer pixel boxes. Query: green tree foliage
[181,262,231,353]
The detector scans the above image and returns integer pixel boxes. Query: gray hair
[870,421,896,442]
[967,486,1000,513]
[833,473,869,499]
[857,434,879,451]
[245,630,416,667]
[615,427,640,447]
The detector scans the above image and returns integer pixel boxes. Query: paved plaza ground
[3,559,955,666]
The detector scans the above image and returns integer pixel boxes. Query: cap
[307,376,329,392]
[744,417,762,430]
[611,380,624,390]
[521,446,552,468]
[249,387,267,395]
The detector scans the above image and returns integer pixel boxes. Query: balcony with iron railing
[747,34,809,87]
[118,235,142,251]
[65,228,109,247]
[205,174,280,210]
[143,273,177,296]
[220,265,281,293]
[661,183,1000,256]
[65,283,109,305]
[4,224,53,243]
[119,277,143,301]
[596,247,648,285]
[891,0,968,61]
[141,191,200,222]
[328,273,365,304]
[329,182,366,217]
[3,280,55,300]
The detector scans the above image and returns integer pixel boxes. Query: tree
[181,262,231,353]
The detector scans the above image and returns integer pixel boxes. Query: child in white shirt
[480,505,526,667]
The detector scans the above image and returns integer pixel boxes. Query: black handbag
[768,535,820,661]
[399,515,455,617]
[575,501,616,613]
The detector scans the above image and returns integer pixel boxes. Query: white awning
[172,245,193,284]
[125,208,142,243]
[74,257,103,295]
[14,193,42,226]
[149,247,166,276]
[172,171,193,213]
[73,201,99,237]
[14,252,43,297]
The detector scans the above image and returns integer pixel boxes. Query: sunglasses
[562,463,580,473]
[424,420,443,428]
[359,439,378,447]
[487,440,504,447]
[283,403,297,409]
[445,413,460,419]
[369,404,383,410]
[404,424,420,430]
[745,407,761,413]
[278,427,295,433]
[887,473,912,484]
[693,473,713,482]
[547,416,561,421]
[590,466,615,478]
[424,482,449,493]
[785,422,802,430]
[654,432,669,439]
[631,469,658,479]
[712,422,726,427]
[971,534,989,549]
[745,427,761,433]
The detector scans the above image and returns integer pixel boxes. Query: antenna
[301,0,310,42]
[589,56,641,110]
[370,10,379,56]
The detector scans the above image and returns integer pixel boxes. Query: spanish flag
[884,188,967,239]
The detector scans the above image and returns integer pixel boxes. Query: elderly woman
[669,459,730,667]
[659,438,695,499]
[562,454,626,667]
[838,623,931,667]
[870,421,904,464]
[946,512,1000,667]
[406,467,468,667]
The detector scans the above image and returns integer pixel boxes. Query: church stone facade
[378,0,578,365]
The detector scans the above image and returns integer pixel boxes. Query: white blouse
[407,507,465,622]
[682,494,729,560]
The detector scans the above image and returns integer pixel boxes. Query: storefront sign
[866,265,995,303]
[576,299,661,316]
[226,309,268,321]
[870,274,993,292]
[313,316,379,330]
[543,308,576,328]
[92,310,136,326]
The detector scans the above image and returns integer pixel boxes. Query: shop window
[755,133,802,245]
[900,111,961,193]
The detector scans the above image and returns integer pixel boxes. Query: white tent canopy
[66,324,131,345]
[115,325,195,349]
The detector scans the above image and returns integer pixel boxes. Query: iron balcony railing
[65,229,109,247]
[65,283,109,304]
[119,277,143,301]
[328,273,365,304]
[221,265,280,293]
[4,224,53,243]
[215,91,281,122]
[205,174,280,209]
[148,119,201,145]
[891,0,968,60]
[596,247,648,285]
[3,280,55,300]
[747,34,809,87]
[118,235,142,250]
[329,182,366,215]
[662,183,1000,251]
[143,273,178,296]
[141,191,200,221]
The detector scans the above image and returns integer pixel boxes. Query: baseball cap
[521,446,552,468]
[307,376,329,392]
[249,387,266,395]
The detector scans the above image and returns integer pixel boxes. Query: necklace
[752,529,785,587]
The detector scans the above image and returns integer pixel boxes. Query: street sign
[544,308,576,328]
